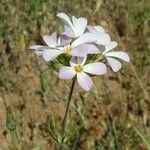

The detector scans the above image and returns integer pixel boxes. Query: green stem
[60,78,76,150]
[11,131,16,150]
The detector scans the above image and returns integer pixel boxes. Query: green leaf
[40,71,50,95]
[46,115,60,143]
[6,106,16,132]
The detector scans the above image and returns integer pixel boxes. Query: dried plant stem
[60,78,76,150]
[0,87,7,108]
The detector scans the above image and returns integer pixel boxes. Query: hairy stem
[11,131,16,150]
[60,78,76,150]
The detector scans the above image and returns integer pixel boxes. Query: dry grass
[0,0,150,149]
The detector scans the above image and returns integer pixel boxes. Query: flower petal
[96,45,105,53]
[94,26,105,33]
[58,34,72,46]
[83,62,107,75]
[96,33,111,45]
[64,25,76,38]
[70,56,87,67]
[106,57,122,72]
[77,72,93,91]
[105,51,130,62]
[43,49,63,61]
[71,44,88,57]
[59,66,76,80]
[103,41,118,53]
[57,12,74,29]
[29,45,45,55]
[70,57,77,67]
[71,33,96,48]
[34,50,44,56]
[77,56,87,65]
[43,32,57,47]
[87,25,105,35]
[72,16,87,37]
[29,45,45,50]
[85,43,100,54]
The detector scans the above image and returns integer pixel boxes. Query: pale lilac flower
[29,32,70,55]
[30,32,98,61]
[87,25,111,45]
[101,41,130,72]
[57,12,87,38]
[59,57,107,91]
[87,26,130,71]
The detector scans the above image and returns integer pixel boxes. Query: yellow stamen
[74,65,83,72]
[65,47,71,55]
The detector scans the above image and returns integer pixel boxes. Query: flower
[30,12,130,91]
[30,32,98,62]
[29,32,70,54]
[99,41,130,72]
[86,26,130,72]
[59,57,107,91]
[87,25,111,45]
[57,12,87,38]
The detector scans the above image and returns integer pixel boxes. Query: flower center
[74,65,83,72]
[65,47,71,55]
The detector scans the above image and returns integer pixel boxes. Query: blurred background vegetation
[0,0,150,149]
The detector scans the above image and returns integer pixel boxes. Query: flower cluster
[30,12,130,91]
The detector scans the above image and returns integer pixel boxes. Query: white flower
[29,32,71,54]
[59,57,107,91]
[101,41,130,72]
[87,25,111,45]
[87,26,130,71]
[57,12,87,38]
[30,32,98,61]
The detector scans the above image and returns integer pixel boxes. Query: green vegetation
[0,0,149,149]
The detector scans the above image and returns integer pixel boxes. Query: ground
[0,0,150,149]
